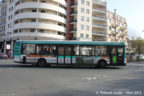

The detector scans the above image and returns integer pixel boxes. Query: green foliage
[131,37,144,54]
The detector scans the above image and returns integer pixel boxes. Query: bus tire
[97,60,107,68]
[38,59,47,67]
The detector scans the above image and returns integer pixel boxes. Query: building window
[86,17,89,22]
[81,24,84,30]
[86,34,89,38]
[41,0,46,3]
[32,9,37,12]
[81,0,84,4]
[81,8,84,13]
[81,16,84,21]
[31,19,36,22]
[39,29,44,33]
[109,27,111,30]
[86,1,90,6]
[8,16,10,20]
[41,10,45,13]
[86,9,89,14]
[86,25,89,30]
[31,29,35,32]
[80,34,83,38]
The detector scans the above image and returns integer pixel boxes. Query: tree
[131,37,144,60]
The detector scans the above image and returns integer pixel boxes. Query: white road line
[81,77,97,81]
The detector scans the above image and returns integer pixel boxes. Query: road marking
[81,75,108,81]
[81,77,97,81]
[103,75,108,78]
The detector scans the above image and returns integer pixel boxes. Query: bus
[14,40,127,67]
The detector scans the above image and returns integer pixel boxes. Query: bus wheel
[38,59,47,67]
[97,60,107,68]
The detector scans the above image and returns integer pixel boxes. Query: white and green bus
[14,40,127,67]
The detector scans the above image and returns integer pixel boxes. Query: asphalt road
[0,60,144,96]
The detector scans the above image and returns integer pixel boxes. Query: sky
[107,0,144,39]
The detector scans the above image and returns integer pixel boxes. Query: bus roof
[16,40,125,46]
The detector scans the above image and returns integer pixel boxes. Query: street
[0,60,144,96]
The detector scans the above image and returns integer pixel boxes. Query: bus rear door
[57,46,72,64]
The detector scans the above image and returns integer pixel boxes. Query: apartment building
[70,0,107,41]
[0,0,107,57]
[0,0,7,53]
[0,0,67,56]
[107,10,128,48]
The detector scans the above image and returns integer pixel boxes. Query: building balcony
[15,0,67,7]
[71,2,78,8]
[111,31,117,35]
[0,15,6,19]
[15,2,66,15]
[71,11,77,16]
[2,32,65,40]
[93,0,106,6]
[92,31,107,36]
[70,28,77,33]
[70,20,77,24]
[120,26,126,30]
[0,31,5,34]
[112,23,119,27]
[92,23,107,29]
[0,6,7,13]
[14,22,66,33]
[14,12,66,24]
[93,8,106,13]
[92,15,107,21]
[0,22,6,27]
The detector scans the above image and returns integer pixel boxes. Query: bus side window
[65,47,71,56]
[74,46,79,56]
[22,44,35,55]
[112,48,116,55]
[95,46,107,56]
[37,45,50,55]
[58,47,64,56]
[50,46,57,56]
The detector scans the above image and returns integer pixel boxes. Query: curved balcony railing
[3,32,65,40]
[14,22,66,33]
[15,2,66,15]
[14,12,66,24]
[92,31,107,36]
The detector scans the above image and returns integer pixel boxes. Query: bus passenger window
[112,48,116,55]
[58,47,64,55]
[118,48,123,56]
[80,46,92,56]
[37,45,50,55]
[65,47,71,56]
[50,46,57,55]
[95,46,107,56]
[22,44,35,55]
[74,46,79,55]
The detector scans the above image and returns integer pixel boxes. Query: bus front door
[117,47,124,65]
[109,46,124,65]
[109,47,117,64]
